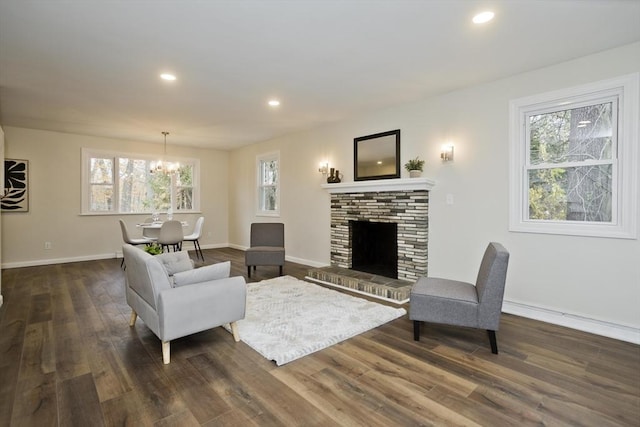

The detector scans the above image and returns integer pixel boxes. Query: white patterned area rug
[233,275,406,366]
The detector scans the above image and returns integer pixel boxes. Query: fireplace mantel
[321,177,435,194]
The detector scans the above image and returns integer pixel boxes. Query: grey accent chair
[410,242,510,354]
[183,216,205,261]
[245,222,285,278]
[158,220,184,253]
[122,244,246,364]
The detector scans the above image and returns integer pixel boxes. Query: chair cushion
[173,261,231,287]
[155,251,194,276]
[412,277,478,304]
[410,277,480,328]
[245,246,285,266]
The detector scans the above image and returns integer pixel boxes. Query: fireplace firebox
[350,220,398,279]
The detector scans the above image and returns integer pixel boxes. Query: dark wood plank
[58,373,105,427]
[9,372,58,426]
[18,321,56,379]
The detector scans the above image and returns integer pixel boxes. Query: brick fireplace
[325,178,433,282]
[306,178,434,303]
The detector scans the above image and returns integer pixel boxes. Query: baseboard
[2,253,119,269]
[228,243,246,251]
[287,256,328,268]
[228,244,329,268]
[1,243,231,269]
[502,300,640,345]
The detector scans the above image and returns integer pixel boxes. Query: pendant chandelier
[150,131,180,174]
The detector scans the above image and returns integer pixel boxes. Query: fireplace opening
[350,220,398,279]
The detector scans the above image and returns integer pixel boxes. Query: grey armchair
[410,242,509,354]
[245,222,285,278]
[122,244,246,364]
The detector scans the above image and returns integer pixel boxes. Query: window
[257,152,279,216]
[509,74,638,239]
[82,148,199,214]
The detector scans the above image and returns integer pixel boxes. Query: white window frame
[81,148,200,215]
[256,151,280,217]
[509,73,638,239]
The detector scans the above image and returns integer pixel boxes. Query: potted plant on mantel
[404,157,425,178]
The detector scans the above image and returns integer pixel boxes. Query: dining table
[136,221,189,239]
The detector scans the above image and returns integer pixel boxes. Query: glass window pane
[260,160,278,185]
[176,164,193,187]
[260,186,278,211]
[176,187,193,210]
[147,171,171,211]
[90,158,113,184]
[90,185,113,211]
[119,158,150,213]
[529,102,613,164]
[528,164,612,222]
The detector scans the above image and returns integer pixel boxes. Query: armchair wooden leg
[162,341,170,364]
[279,265,283,276]
[230,321,240,342]
[488,330,498,354]
[247,266,251,277]
[413,321,420,341]
[129,310,137,327]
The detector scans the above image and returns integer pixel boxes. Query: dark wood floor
[1,247,638,426]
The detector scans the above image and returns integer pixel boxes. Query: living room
[0,1,639,424]
[3,46,639,344]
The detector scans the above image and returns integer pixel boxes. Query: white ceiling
[1,0,639,150]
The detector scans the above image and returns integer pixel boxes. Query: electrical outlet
[207,231,212,237]
[44,241,52,250]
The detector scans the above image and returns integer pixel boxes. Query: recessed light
[268,100,280,107]
[472,11,495,24]
[160,73,177,81]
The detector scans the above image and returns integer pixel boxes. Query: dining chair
[119,219,155,267]
[183,216,205,261]
[158,220,184,253]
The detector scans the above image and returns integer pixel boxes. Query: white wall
[228,42,640,339]
[1,127,230,266]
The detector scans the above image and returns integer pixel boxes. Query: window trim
[508,73,638,239]
[81,148,200,215]
[256,151,280,217]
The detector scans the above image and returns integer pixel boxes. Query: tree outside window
[527,101,614,223]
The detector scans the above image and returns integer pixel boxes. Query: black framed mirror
[354,129,400,181]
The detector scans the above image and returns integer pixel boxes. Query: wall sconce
[441,145,454,162]
[318,162,329,175]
